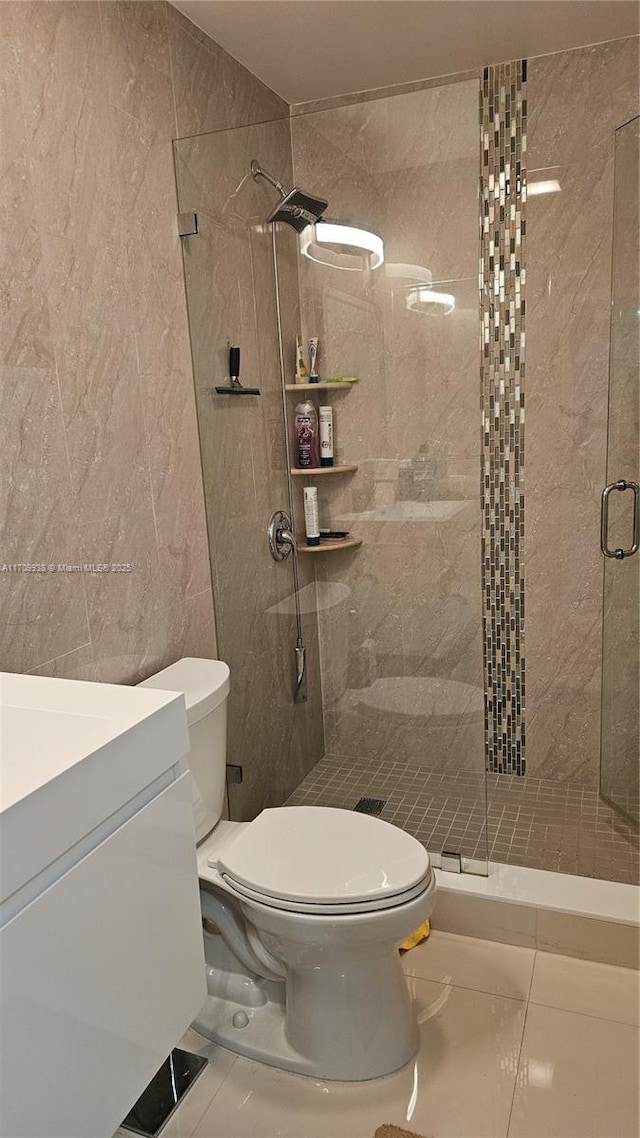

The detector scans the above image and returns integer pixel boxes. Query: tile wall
[0,1,285,684]
[525,37,639,785]
[3,2,638,833]
[173,122,324,818]
[291,35,639,804]
[291,79,485,775]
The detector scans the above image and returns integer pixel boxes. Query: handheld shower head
[251,159,328,233]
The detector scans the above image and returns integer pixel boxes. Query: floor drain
[354,797,385,816]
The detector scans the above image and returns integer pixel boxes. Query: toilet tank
[138,658,230,844]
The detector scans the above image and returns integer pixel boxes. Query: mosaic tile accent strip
[480,60,527,774]
[287,755,639,886]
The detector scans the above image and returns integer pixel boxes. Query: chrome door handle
[600,479,640,559]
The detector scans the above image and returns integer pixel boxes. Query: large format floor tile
[114,1030,237,1138]
[507,1003,640,1138]
[113,936,640,1138]
[529,950,640,1026]
[403,929,536,1001]
[190,978,526,1138]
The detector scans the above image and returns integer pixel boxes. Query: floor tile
[402,930,535,1001]
[191,979,526,1138]
[529,951,640,1026]
[507,1004,640,1138]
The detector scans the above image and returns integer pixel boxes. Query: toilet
[139,657,436,1082]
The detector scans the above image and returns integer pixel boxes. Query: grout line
[505,988,530,1137]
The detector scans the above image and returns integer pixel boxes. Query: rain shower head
[250,159,328,233]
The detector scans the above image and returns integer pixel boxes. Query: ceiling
[170,0,639,104]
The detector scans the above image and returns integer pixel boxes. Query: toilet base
[193,930,420,1081]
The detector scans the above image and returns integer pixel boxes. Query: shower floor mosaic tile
[286,755,639,886]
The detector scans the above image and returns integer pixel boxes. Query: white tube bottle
[303,486,320,547]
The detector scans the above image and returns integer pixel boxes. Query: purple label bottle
[294,401,320,468]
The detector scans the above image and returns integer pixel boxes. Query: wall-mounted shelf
[291,464,358,476]
[298,538,362,554]
[285,382,357,392]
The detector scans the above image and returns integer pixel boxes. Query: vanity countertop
[0,671,190,908]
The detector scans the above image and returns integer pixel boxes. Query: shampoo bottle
[294,400,320,468]
[319,405,334,467]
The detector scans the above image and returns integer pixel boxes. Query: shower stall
[173,70,638,885]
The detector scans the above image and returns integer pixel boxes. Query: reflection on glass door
[600,116,640,825]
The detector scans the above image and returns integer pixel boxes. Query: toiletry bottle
[308,337,320,383]
[295,335,308,383]
[294,400,320,468]
[303,487,320,546]
[319,405,334,467]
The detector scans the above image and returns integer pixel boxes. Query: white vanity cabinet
[0,673,207,1138]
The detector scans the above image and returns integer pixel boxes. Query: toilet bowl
[139,658,437,1082]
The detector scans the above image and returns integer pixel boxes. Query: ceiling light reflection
[385,263,433,286]
[525,1059,555,1089]
[528,179,561,196]
[406,286,455,315]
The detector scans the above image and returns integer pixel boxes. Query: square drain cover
[354,797,385,816]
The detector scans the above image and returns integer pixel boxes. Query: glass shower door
[600,116,640,825]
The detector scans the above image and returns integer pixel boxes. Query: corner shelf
[285,382,357,392]
[298,538,362,554]
[291,464,358,476]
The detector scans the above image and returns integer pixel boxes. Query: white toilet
[139,657,436,1082]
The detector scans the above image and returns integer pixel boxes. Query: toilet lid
[211,806,431,907]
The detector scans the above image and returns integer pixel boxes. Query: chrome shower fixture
[250,159,328,233]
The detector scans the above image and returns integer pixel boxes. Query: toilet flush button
[232,1011,249,1029]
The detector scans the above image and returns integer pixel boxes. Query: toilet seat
[208,805,432,914]
[216,867,434,914]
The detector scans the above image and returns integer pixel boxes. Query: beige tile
[191,978,525,1138]
[525,36,639,787]
[181,589,217,661]
[0,20,53,369]
[508,1003,640,1138]
[27,643,94,679]
[0,569,91,674]
[536,910,640,970]
[292,78,483,775]
[530,950,640,1026]
[432,892,538,949]
[167,5,286,139]
[0,366,77,561]
[402,930,536,1001]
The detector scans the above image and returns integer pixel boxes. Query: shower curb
[433,862,639,969]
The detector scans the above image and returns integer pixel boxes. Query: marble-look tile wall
[525,38,639,785]
[291,80,485,773]
[173,121,324,818]
[0,2,285,686]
